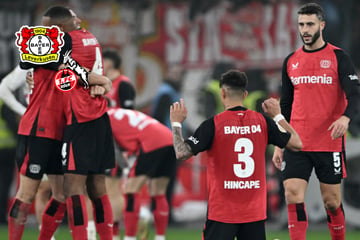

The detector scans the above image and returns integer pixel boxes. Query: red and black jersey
[18,34,72,141]
[107,108,173,154]
[18,68,66,141]
[63,29,108,124]
[106,75,135,109]
[281,43,360,151]
[185,106,290,224]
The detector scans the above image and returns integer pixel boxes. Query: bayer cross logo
[15,25,65,64]
[29,35,51,56]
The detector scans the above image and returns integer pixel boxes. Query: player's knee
[323,198,341,211]
[16,190,36,203]
[284,185,304,203]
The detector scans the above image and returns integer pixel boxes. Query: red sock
[66,195,88,240]
[92,195,113,240]
[8,198,31,240]
[113,221,120,237]
[123,193,140,237]
[38,198,66,240]
[326,204,345,240]
[287,203,308,240]
[151,195,169,235]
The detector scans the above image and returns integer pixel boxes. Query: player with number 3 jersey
[170,70,302,240]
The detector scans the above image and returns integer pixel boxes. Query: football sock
[124,193,140,237]
[8,198,31,240]
[92,195,114,240]
[113,221,120,237]
[66,195,88,240]
[38,197,66,240]
[326,204,345,240]
[287,203,308,240]
[151,195,169,236]
[87,220,96,240]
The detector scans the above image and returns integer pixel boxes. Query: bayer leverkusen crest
[54,69,77,92]
[15,25,64,64]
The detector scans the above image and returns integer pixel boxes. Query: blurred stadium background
[1,0,360,238]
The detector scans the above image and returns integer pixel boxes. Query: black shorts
[62,113,115,175]
[16,135,63,180]
[130,146,176,178]
[203,219,266,240]
[282,150,346,184]
[105,163,123,178]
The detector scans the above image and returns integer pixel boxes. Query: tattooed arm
[170,98,193,161]
[170,98,213,160]
[172,125,194,161]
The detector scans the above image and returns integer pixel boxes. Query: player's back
[108,108,173,153]
[206,108,269,224]
[63,29,107,124]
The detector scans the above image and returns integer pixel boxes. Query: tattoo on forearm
[172,127,193,161]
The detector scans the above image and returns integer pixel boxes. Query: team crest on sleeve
[54,69,77,92]
[15,25,65,64]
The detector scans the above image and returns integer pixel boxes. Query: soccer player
[107,107,177,240]
[170,70,303,240]
[7,7,75,240]
[0,66,59,239]
[272,3,360,240]
[60,8,115,240]
[8,6,111,240]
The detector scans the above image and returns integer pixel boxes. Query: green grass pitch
[1,225,360,240]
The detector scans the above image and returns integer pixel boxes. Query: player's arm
[170,99,193,161]
[88,72,112,93]
[273,54,295,164]
[0,65,30,116]
[328,50,360,139]
[263,98,302,169]
[279,53,295,122]
[263,98,302,151]
[336,50,360,119]
[170,98,214,161]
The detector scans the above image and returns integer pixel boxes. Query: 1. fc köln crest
[15,25,65,64]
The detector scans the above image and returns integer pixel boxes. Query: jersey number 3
[233,138,255,178]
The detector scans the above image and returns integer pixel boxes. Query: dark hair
[219,70,248,91]
[297,3,325,21]
[43,6,72,20]
[103,49,122,69]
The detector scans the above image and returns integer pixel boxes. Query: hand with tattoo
[170,98,193,161]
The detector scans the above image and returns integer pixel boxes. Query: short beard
[301,28,321,46]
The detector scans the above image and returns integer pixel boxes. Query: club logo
[54,69,78,92]
[320,60,331,68]
[15,25,64,64]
